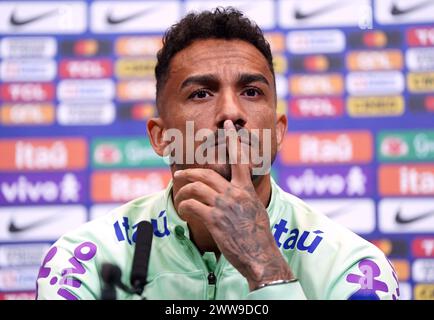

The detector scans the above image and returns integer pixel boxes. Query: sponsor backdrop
[0,0,433,300]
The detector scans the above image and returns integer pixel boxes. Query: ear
[275,113,287,152]
[147,117,167,157]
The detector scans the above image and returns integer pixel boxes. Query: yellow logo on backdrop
[115,59,156,78]
[347,96,404,117]
[277,99,287,116]
[414,284,434,300]
[273,54,287,74]
[408,72,434,93]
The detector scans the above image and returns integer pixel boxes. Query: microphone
[130,220,153,295]
[101,263,136,298]
[100,220,153,300]
[101,263,122,300]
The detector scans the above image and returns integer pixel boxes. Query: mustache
[199,128,261,149]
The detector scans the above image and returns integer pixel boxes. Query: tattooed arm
[173,120,295,291]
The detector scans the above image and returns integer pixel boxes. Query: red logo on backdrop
[289,97,343,118]
[94,144,122,164]
[59,59,113,78]
[381,137,408,157]
[0,292,36,300]
[362,31,388,48]
[74,39,100,56]
[426,96,434,112]
[407,27,434,47]
[408,94,434,113]
[1,83,54,102]
[412,238,434,258]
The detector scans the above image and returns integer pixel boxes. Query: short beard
[173,151,276,183]
[174,162,232,181]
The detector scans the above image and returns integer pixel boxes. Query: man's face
[156,39,285,181]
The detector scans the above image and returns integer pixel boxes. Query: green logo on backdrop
[92,137,167,168]
[377,130,434,162]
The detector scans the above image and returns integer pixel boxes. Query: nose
[215,89,247,130]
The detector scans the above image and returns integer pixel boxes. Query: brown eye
[189,90,212,99]
[245,89,257,96]
[242,88,262,97]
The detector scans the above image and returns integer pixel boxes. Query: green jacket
[36,178,399,300]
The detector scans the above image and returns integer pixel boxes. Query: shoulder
[59,188,166,245]
[271,184,399,299]
[272,183,379,254]
[36,189,166,300]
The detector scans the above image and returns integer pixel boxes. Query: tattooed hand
[173,120,294,291]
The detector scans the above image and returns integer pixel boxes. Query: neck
[172,173,272,255]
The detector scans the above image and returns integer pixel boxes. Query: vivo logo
[284,166,370,197]
[0,173,83,205]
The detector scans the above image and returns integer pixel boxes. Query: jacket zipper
[207,272,216,300]
[180,236,223,300]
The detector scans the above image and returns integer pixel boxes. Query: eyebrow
[180,73,270,90]
[237,73,270,87]
[180,74,219,90]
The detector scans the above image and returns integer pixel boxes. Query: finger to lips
[177,198,212,219]
[174,168,228,193]
[223,120,251,185]
[174,181,219,207]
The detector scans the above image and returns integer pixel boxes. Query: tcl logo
[407,27,434,46]
[1,83,54,102]
[59,59,112,78]
[289,97,343,118]
[413,238,434,258]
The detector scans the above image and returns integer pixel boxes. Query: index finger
[173,168,229,193]
[224,120,252,186]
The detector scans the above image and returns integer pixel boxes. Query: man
[36,7,399,300]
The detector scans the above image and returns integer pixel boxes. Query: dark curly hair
[155,7,274,106]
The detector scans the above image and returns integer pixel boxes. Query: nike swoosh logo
[9,9,59,26]
[106,6,157,25]
[294,1,347,20]
[391,0,434,16]
[8,215,54,234]
[324,203,354,219]
[394,208,434,224]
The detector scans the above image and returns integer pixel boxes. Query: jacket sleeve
[36,238,101,300]
[326,254,400,300]
[246,280,307,300]
[245,253,399,300]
